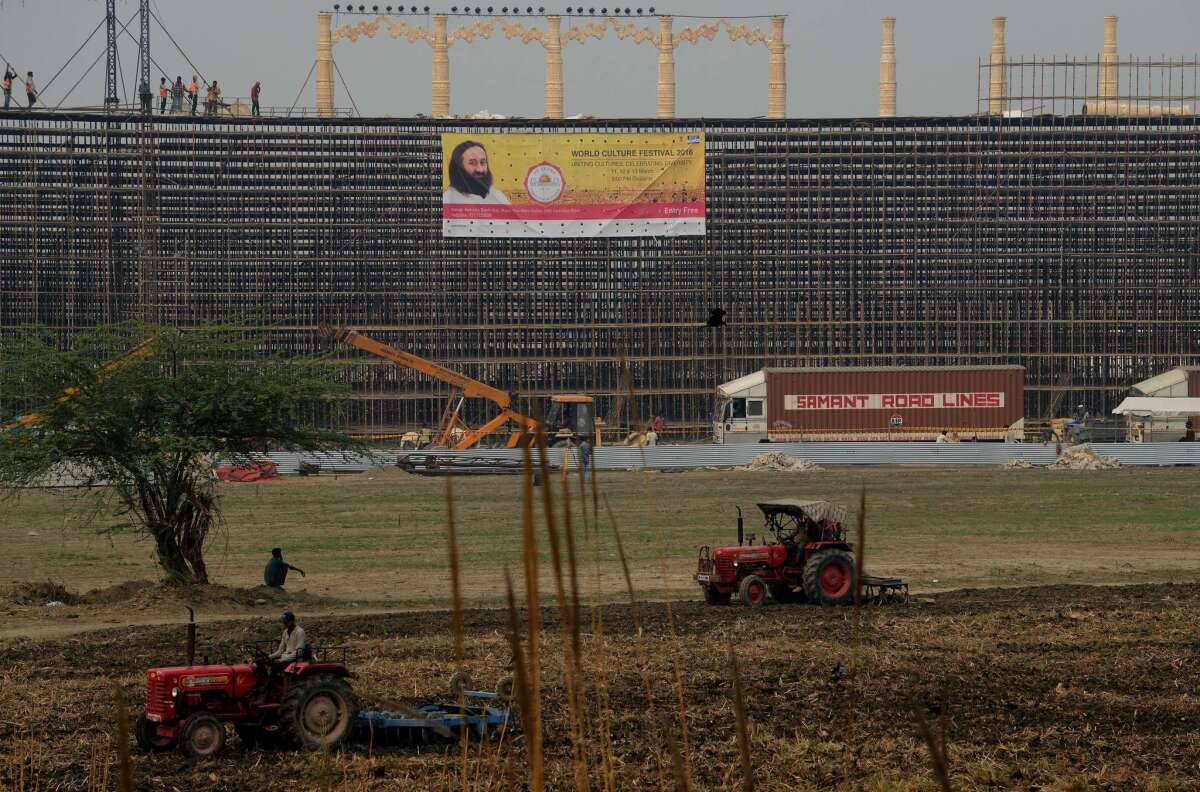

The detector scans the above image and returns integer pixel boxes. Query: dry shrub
[8,580,78,605]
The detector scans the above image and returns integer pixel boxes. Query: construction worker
[268,611,310,664]
[250,80,262,117]
[577,438,593,475]
[171,76,184,113]
[263,547,305,588]
[2,65,15,110]
[24,72,36,109]
[158,77,168,113]
[205,81,221,116]
[187,75,199,115]
[139,79,152,114]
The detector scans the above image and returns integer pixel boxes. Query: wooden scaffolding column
[544,15,563,118]
[879,16,896,117]
[432,15,450,117]
[656,16,675,119]
[316,11,335,117]
[988,16,1007,115]
[767,17,787,118]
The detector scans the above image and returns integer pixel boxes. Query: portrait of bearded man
[443,140,511,204]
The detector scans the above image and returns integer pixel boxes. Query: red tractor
[135,645,359,758]
[696,499,858,607]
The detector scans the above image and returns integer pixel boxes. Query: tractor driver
[268,610,310,665]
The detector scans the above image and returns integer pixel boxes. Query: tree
[0,324,356,585]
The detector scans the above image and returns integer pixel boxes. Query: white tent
[1112,397,1200,418]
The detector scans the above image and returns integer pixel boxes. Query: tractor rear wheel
[279,675,359,750]
[179,712,227,759]
[738,575,768,607]
[802,549,856,606]
[134,714,176,751]
[703,586,731,605]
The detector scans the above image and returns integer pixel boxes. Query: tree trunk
[142,481,214,585]
[151,525,196,585]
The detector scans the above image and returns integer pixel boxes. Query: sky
[0,1,1198,118]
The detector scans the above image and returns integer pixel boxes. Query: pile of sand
[998,458,1035,470]
[743,451,824,472]
[1048,444,1121,471]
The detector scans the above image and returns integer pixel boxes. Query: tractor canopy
[756,500,849,541]
[756,499,848,525]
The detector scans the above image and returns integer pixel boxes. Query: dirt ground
[2,582,1199,791]
[3,465,1200,789]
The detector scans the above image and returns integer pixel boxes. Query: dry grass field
[2,464,1200,790]
[2,465,1199,627]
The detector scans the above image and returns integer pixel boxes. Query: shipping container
[714,366,1025,443]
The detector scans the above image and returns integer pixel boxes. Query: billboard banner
[441,132,705,238]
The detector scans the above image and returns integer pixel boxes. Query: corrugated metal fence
[261,443,1200,475]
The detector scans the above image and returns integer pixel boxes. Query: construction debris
[1048,444,1121,471]
[742,452,824,472]
[998,458,1035,470]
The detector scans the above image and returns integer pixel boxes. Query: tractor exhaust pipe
[185,606,196,665]
[736,506,744,546]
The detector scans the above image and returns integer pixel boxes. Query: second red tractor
[696,499,859,606]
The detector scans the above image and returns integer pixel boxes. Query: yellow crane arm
[318,324,511,409]
[2,337,156,433]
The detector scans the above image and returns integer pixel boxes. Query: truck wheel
[738,575,767,607]
[134,713,176,751]
[179,712,226,759]
[279,675,359,750]
[703,586,731,605]
[802,549,856,606]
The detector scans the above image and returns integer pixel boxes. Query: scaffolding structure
[978,55,1200,117]
[2,112,1200,433]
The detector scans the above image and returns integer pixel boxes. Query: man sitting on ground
[264,547,305,588]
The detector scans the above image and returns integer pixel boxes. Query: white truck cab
[713,370,769,443]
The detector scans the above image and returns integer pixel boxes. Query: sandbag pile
[1048,444,1120,470]
[743,451,824,472]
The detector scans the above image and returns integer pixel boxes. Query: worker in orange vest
[187,75,199,115]
[158,77,168,114]
[2,64,15,110]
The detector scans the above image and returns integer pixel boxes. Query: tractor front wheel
[703,586,731,606]
[279,675,360,750]
[802,549,856,606]
[179,712,227,759]
[134,714,176,751]
[738,575,768,607]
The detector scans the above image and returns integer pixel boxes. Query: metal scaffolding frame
[2,112,1199,433]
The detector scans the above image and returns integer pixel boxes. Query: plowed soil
[3,582,1199,791]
